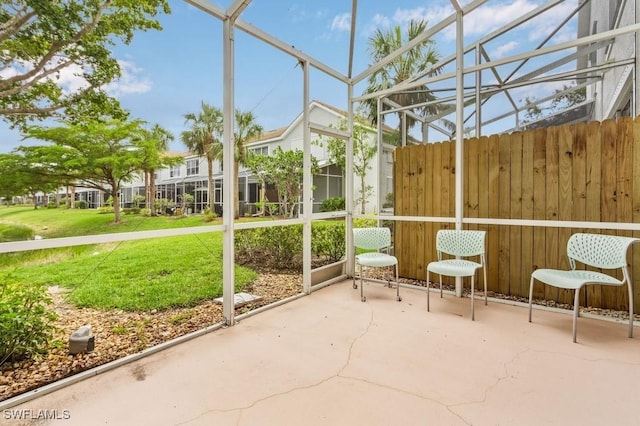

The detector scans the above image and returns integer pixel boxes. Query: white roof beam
[184,0,348,84]
[353,22,640,103]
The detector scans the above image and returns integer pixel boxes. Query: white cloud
[103,60,152,96]
[491,40,519,59]
[330,13,351,32]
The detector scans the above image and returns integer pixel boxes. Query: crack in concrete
[176,307,377,425]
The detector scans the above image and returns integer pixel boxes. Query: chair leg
[395,265,401,302]
[471,276,475,321]
[572,288,580,343]
[483,266,488,306]
[426,270,430,312]
[626,277,634,338]
[360,264,366,302]
[528,276,535,323]
[439,275,443,298]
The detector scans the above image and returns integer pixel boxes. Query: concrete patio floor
[5,280,640,426]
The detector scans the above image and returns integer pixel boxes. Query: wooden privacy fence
[393,116,640,311]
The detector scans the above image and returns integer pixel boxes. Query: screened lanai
[182,0,640,320]
[2,0,640,411]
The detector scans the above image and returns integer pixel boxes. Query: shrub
[236,222,347,269]
[320,197,345,212]
[0,273,58,366]
[75,200,88,209]
[123,207,141,215]
[235,225,303,270]
[311,222,345,263]
[353,217,377,228]
[203,207,217,222]
[97,206,115,214]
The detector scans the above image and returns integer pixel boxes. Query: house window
[251,146,268,156]
[186,159,199,176]
[170,166,181,178]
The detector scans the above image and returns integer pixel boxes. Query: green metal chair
[353,227,401,303]
[426,230,487,320]
[529,233,639,343]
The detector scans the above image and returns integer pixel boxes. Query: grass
[0,206,257,311]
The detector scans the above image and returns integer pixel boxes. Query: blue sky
[0,0,579,152]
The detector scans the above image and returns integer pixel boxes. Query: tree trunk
[149,170,157,216]
[112,183,121,223]
[144,171,150,211]
[207,158,214,213]
[234,161,240,219]
[360,175,366,214]
[70,186,76,209]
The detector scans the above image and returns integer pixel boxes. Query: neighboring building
[75,100,395,215]
[579,0,636,120]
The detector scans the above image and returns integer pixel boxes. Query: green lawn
[0,207,256,311]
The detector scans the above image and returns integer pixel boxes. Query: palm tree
[233,109,263,218]
[181,102,223,211]
[140,124,176,215]
[362,19,442,142]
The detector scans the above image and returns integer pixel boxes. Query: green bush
[353,217,377,228]
[311,222,345,263]
[320,197,345,212]
[97,206,114,214]
[236,222,347,269]
[203,207,217,222]
[235,225,303,270]
[123,207,141,215]
[76,200,88,209]
[0,273,58,366]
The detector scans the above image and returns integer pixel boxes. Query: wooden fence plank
[477,136,489,291]
[521,129,534,298]
[557,123,574,304]
[532,128,547,300]
[585,121,603,307]
[633,116,640,313]
[414,145,426,279]
[487,134,500,292]
[601,119,618,308]
[509,131,523,297]
[498,133,511,296]
[616,117,633,310]
[545,125,560,302]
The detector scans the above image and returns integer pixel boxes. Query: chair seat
[531,268,623,290]
[427,259,482,277]
[356,252,398,268]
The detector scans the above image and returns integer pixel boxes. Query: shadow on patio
[6,280,640,426]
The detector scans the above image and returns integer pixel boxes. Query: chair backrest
[353,227,391,251]
[436,230,486,258]
[567,233,639,270]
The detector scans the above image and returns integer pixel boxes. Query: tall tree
[362,19,441,141]
[24,120,147,223]
[0,152,61,208]
[139,124,179,216]
[315,120,377,214]
[0,0,171,129]
[246,147,318,218]
[181,102,223,212]
[233,109,263,218]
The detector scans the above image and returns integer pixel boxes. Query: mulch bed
[0,271,302,402]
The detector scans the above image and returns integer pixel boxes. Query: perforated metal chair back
[529,232,640,342]
[567,233,634,270]
[352,227,401,303]
[436,229,486,260]
[353,227,392,252]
